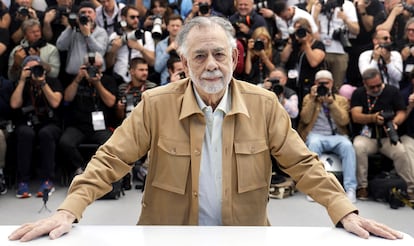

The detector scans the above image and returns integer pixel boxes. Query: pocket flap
[234,140,268,155]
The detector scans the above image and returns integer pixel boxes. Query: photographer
[59,52,117,177]
[56,1,108,80]
[9,0,44,46]
[140,0,172,41]
[298,70,357,203]
[95,0,125,36]
[42,0,73,44]
[8,18,60,82]
[358,29,402,89]
[244,26,278,84]
[350,68,414,201]
[154,14,183,85]
[9,55,63,199]
[280,18,326,105]
[185,0,222,22]
[311,0,359,90]
[166,54,185,83]
[228,0,267,40]
[399,17,414,89]
[106,5,155,85]
[264,68,299,127]
[0,75,13,196]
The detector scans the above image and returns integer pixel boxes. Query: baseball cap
[315,70,333,81]
[77,1,96,12]
[21,55,41,67]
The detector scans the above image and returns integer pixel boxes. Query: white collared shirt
[193,83,231,225]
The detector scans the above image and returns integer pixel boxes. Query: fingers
[361,219,403,240]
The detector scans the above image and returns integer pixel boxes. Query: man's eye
[215,53,226,59]
[195,54,206,60]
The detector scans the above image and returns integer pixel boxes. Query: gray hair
[22,19,41,34]
[362,68,381,81]
[176,16,237,57]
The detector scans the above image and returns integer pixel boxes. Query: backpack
[368,171,407,208]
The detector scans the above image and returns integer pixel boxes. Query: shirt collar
[192,83,231,114]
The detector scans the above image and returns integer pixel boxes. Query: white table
[2,226,413,245]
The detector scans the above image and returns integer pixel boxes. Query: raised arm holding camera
[350,67,414,201]
[9,55,63,199]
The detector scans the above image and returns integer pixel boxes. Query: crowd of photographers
[1,0,414,203]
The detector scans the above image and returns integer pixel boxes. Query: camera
[402,2,414,15]
[86,66,99,78]
[68,12,78,27]
[151,15,163,39]
[198,2,210,15]
[253,39,265,51]
[122,94,135,117]
[379,43,392,51]
[78,13,89,25]
[17,6,29,17]
[269,78,284,96]
[320,0,344,14]
[30,65,45,78]
[316,82,329,97]
[122,29,144,43]
[53,6,70,24]
[254,0,268,11]
[24,38,47,55]
[295,27,308,39]
[332,28,352,48]
[21,105,40,127]
[179,71,186,79]
[380,110,400,145]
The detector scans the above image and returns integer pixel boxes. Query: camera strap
[322,104,336,135]
[366,93,382,147]
[102,2,120,32]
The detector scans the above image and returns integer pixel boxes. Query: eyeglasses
[129,15,139,20]
[407,28,414,33]
[367,83,382,90]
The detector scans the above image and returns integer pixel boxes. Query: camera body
[86,66,99,78]
[379,43,392,51]
[53,6,70,24]
[316,82,329,97]
[332,28,352,48]
[295,27,307,39]
[402,2,414,15]
[269,78,284,96]
[21,105,40,127]
[122,29,144,43]
[320,0,344,14]
[199,2,210,15]
[253,39,265,51]
[17,6,29,17]
[68,12,89,30]
[380,110,400,145]
[179,71,186,79]
[151,15,163,39]
[254,0,268,11]
[24,38,47,56]
[30,65,45,78]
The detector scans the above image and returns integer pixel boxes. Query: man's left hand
[340,213,403,239]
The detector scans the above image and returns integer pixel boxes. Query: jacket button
[194,149,200,155]
[193,191,198,197]
[250,147,255,153]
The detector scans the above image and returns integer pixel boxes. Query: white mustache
[201,71,223,79]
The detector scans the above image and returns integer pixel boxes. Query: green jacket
[59,78,357,226]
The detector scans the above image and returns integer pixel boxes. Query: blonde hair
[251,26,273,58]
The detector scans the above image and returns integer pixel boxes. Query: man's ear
[180,55,189,74]
[232,47,239,71]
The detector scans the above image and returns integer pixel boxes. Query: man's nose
[205,54,218,71]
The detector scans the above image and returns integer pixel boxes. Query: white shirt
[95,3,125,36]
[276,6,319,39]
[108,31,155,83]
[193,84,231,225]
[358,50,403,89]
[314,0,358,54]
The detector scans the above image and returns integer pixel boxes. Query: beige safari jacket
[58,78,357,226]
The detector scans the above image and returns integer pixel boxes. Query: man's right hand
[8,210,76,242]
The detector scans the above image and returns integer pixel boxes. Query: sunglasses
[129,15,139,20]
[367,83,382,90]
[378,36,391,41]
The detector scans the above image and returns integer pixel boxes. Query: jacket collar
[179,78,250,120]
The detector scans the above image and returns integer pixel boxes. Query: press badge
[92,111,106,131]
[360,125,372,138]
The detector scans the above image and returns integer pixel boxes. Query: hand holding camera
[379,110,400,145]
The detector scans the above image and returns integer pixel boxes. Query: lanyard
[322,104,336,135]
[366,94,378,113]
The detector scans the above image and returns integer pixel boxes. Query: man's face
[171,61,184,74]
[25,25,42,43]
[406,23,414,41]
[374,30,392,46]
[181,25,237,95]
[236,0,253,16]
[131,63,148,82]
[268,70,287,85]
[364,75,384,96]
[167,19,183,37]
[79,7,96,23]
[125,9,140,30]
[100,0,115,11]
[315,78,333,90]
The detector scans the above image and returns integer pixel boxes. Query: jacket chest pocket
[234,140,270,193]
[152,138,191,195]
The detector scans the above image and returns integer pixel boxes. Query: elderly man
[9,16,402,242]
[298,70,357,203]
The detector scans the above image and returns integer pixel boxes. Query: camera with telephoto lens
[380,110,400,145]
[151,15,163,39]
[78,13,89,25]
[17,6,29,17]
[198,2,210,15]
[254,0,268,11]
[85,52,98,78]
[332,28,352,48]
[269,78,284,96]
[253,39,265,51]
[122,29,144,43]
[379,43,392,51]
[316,82,329,97]
[30,65,45,78]
[21,105,40,127]
[295,27,308,39]
[53,6,70,24]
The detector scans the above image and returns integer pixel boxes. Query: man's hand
[340,212,403,239]
[8,210,76,242]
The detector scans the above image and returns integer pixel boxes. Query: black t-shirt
[350,84,406,138]
[354,0,386,45]
[65,74,118,133]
